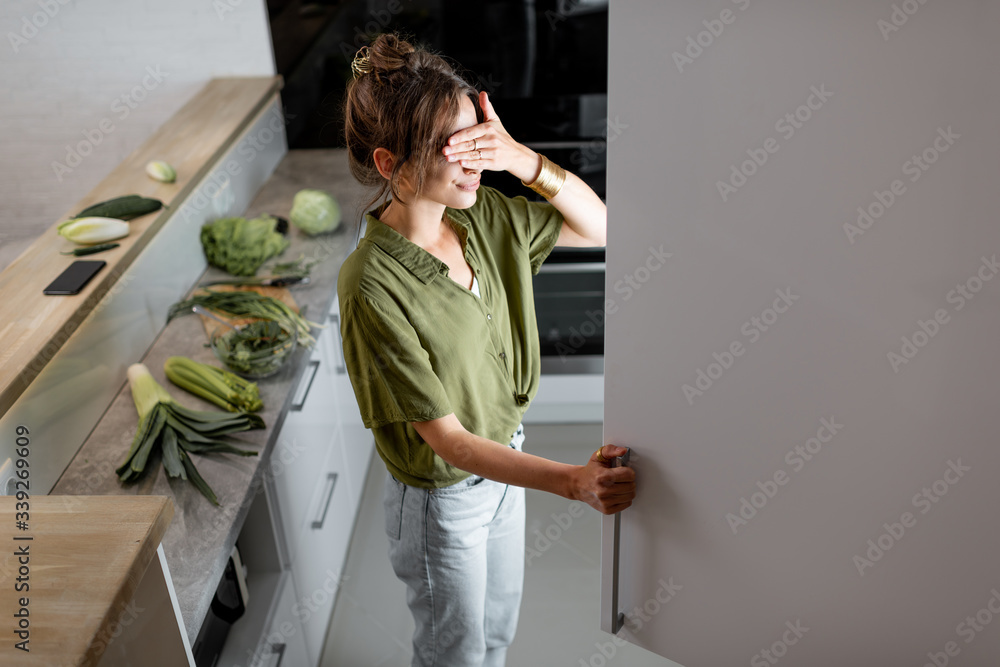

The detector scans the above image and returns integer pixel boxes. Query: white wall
[0,0,275,272]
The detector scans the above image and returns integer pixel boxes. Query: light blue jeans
[384,423,526,667]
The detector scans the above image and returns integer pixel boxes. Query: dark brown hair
[343,33,482,213]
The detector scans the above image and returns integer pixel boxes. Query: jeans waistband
[510,422,525,450]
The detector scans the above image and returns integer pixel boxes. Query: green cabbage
[290,189,341,235]
[200,214,289,276]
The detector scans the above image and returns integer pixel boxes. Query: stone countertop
[51,148,370,644]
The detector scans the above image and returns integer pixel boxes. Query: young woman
[337,34,636,667]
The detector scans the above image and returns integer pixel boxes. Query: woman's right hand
[570,445,636,515]
[442,91,541,184]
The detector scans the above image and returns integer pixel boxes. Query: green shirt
[337,186,564,488]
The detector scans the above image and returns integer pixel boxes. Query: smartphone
[43,260,106,295]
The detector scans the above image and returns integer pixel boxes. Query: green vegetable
[272,254,319,278]
[146,160,177,183]
[212,321,295,377]
[164,356,263,412]
[58,217,129,245]
[116,363,264,505]
[76,194,163,220]
[168,289,320,347]
[289,189,341,235]
[117,364,263,504]
[201,214,290,276]
[60,242,120,256]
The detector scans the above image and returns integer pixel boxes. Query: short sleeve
[482,187,564,275]
[339,293,453,428]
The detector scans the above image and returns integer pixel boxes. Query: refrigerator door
[601,1,1000,666]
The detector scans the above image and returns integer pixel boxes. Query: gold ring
[472,138,478,151]
[595,447,608,463]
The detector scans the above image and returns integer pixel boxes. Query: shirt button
[499,351,506,359]
[487,314,492,320]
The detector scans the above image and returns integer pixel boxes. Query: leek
[117,363,265,505]
[164,356,263,413]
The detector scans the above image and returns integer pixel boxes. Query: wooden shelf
[0,495,173,664]
[0,76,283,417]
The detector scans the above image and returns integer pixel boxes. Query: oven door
[534,247,605,373]
[527,248,605,423]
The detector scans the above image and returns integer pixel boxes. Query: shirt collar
[361,206,474,285]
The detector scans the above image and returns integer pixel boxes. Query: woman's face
[414,94,483,210]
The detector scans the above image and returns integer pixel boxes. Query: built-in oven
[533,246,605,375]
[524,245,606,424]
[446,0,610,381]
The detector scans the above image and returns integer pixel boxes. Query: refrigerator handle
[611,448,631,633]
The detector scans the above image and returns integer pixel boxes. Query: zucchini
[77,194,163,220]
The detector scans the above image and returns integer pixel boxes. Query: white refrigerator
[600,1,1000,665]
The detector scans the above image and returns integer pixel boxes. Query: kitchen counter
[52,148,370,644]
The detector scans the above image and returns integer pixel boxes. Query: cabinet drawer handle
[290,359,320,412]
[329,312,346,375]
[611,448,631,633]
[312,472,338,530]
[268,642,286,667]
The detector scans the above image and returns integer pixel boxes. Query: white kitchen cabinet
[290,436,354,664]
[261,573,310,667]
[266,316,371,666]
[217,310,372,667]
[326,299,376,504]
[216,480,285,667]
[337,421,374,506]
[272,325,340,565]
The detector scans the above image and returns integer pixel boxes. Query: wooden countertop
[0,76,283,418]
[0,495,173,665]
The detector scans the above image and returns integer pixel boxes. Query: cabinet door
[261,573,310,667]
[326,300,357,421]
[327,298,375,504]
[273,326,340,562]
[337,422,374,509]
[291,436,356,665]
[602,1,1000,666]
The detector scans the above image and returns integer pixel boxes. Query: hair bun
[343,31,480,216]
[367,33,415,76]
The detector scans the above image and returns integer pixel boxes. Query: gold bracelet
[521,154,567,199]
